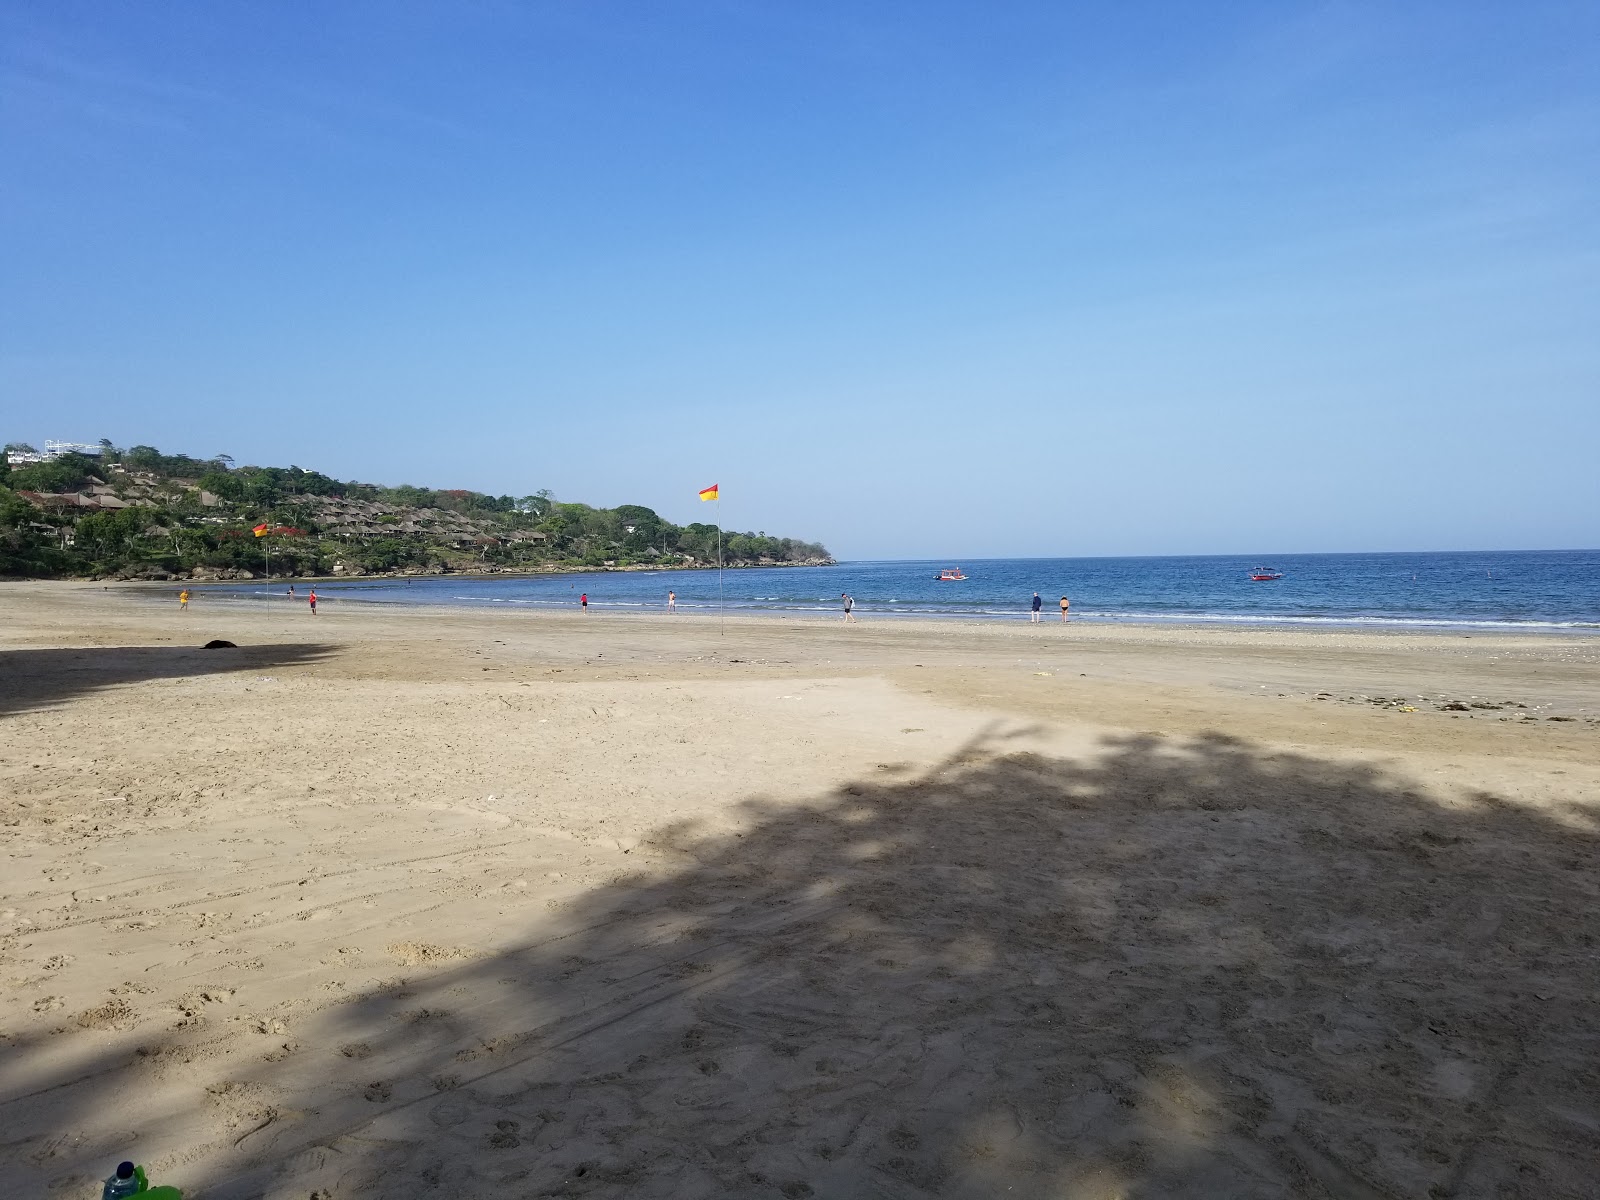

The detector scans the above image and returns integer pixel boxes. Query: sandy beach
[3,581,1598,1199]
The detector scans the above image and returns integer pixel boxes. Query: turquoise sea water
[191,550,1600,631]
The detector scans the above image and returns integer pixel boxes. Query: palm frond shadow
[0,645,337,717]
[13,730,1600,1198]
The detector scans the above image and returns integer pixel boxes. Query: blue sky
[3,1,1596,558]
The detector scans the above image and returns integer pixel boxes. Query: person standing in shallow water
[667,590,676,613]
[1060,595,1070,622]
[308,589,318,615]
[1031,592,1042,622]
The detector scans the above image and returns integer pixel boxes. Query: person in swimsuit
[1031,592,1042,623]
[667,590,676,612]
[1059,595,1070,622]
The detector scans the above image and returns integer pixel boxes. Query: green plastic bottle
[102,1163,145,1199]
[101,1161,183,1199]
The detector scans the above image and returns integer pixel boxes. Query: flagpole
[717,494,724,637]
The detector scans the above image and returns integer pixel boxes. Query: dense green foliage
[194,464,347,504]
[5,452,101,494]
[0,440,831,580]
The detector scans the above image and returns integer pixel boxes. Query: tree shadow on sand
[0,645,338,717]
[12,730,1600,1198]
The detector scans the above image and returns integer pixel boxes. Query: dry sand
[2,581,1598,1199]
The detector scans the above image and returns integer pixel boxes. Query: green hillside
[0,441,832,581]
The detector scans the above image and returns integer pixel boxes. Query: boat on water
[1249,567,1284,581]
[935,568,968,581]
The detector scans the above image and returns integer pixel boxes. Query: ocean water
[192,550,1600,631]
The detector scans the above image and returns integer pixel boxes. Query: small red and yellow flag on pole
[252,523,270,537]
[698,484,719,502]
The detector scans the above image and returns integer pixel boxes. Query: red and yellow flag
[252,523,270,537]
[698,484,719,502]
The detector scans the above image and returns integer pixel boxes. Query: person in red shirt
[308,589,318,615]
[580,593,588,611]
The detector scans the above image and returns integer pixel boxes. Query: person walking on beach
[580,592,588,612]
[1059,595,1070,622]
[308,589,318,615]
[1031,592,1042,623]
[667,590,676,613]
[287,584,294,599]
[841,593,856,623]
[178,589,189,611]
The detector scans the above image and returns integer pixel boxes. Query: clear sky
[3,1,1596,558]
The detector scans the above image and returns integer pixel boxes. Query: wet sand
[3,581,1598,1198]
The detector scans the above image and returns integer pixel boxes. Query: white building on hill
[45,440,106,458]
[4,440,106,465]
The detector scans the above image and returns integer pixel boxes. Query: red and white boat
[1249,567,1284,581]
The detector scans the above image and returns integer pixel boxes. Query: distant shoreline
[48,547,1600,636]
[86,579,1598,638]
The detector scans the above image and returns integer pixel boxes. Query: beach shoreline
[94,571,1600,637]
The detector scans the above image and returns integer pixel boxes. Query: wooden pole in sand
[717,494,724,636]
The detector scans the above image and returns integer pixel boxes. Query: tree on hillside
[75,507,147,562]
[197,470,244,501]
[383,484,438,508]
[614,504,663,554]
[6,453,99,494]
[120,445,218,478]
[516,489,555,517]
[0,488,67,575]
[678,522,720,562]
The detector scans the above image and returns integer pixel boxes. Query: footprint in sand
[76,997,135,1029]
[485,1119,520,1149]
[387,940,475,966]
[429,1097,471,1128]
